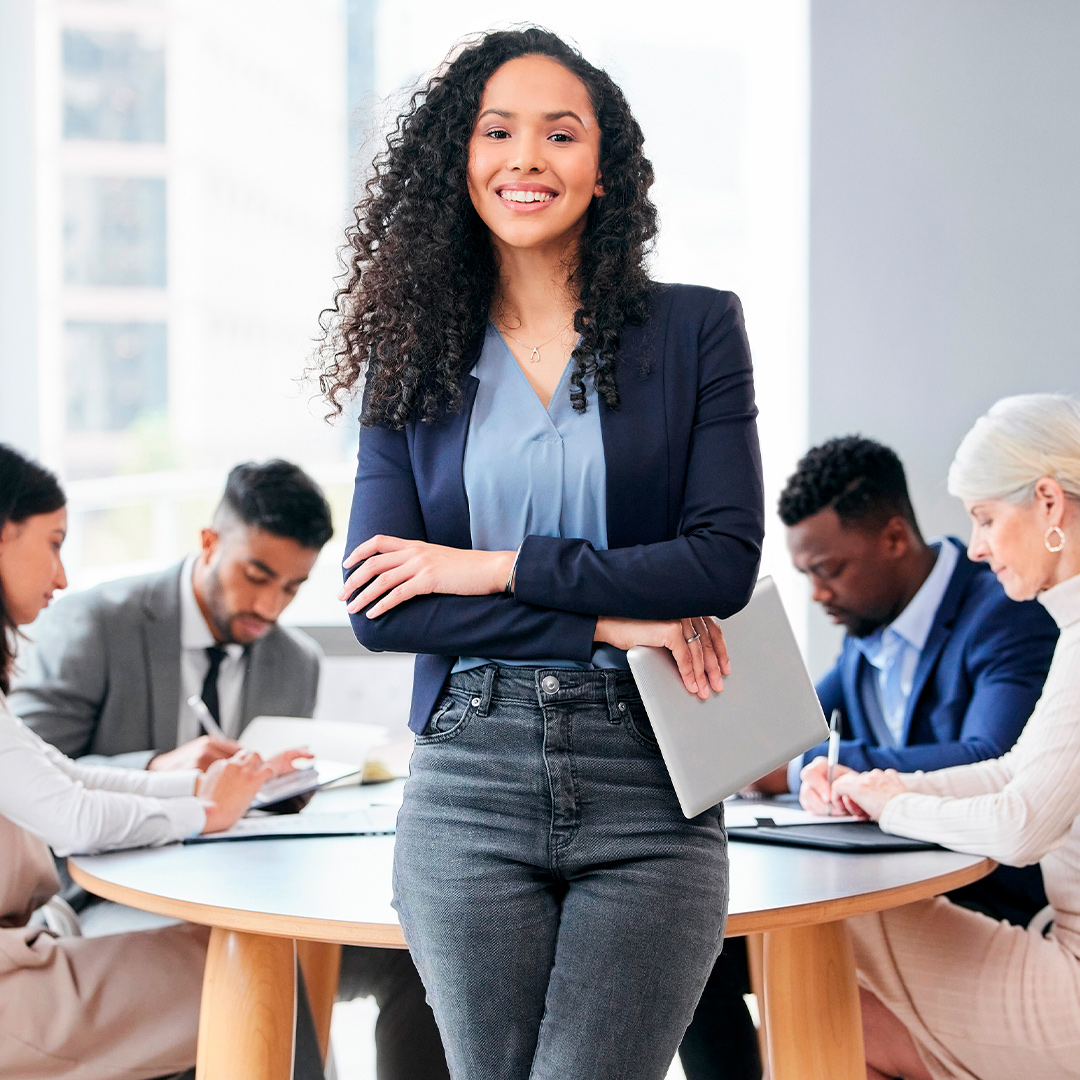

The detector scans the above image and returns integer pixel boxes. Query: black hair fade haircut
[216,460,333,551]
[315,26,657,427]
[777,436,921,534]
[0,444,67,694]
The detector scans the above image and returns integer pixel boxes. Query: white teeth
[499,189,555,203]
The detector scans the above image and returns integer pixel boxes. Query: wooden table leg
[745,933,769,1072]
[196,927,296,1080]
[763,921,864,1080]
[297,939,342,1063]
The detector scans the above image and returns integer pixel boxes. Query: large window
[8,0,808,638]
[63,27,166,143]
[64,176,167,287]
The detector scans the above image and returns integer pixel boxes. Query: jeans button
[541,675,561,695]
[470,697,482,708]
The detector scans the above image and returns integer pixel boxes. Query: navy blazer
[346,285,765,732]
[799,537,1059,773]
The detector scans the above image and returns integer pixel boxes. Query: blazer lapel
[840,643,866,734]
[142,563,184,753]
[900,541,976,744]
[599,317,670,550]
[407,340,483,550]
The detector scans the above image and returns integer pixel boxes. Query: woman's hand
[594,615,729,699]
[195,749,274,834]
[339,536,516,618]
[265,747,314,778]
[798,757,857,815]
[829,768,909,822]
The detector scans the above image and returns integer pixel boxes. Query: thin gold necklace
[493,320,571,363]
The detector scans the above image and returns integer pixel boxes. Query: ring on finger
[684,631,701,644]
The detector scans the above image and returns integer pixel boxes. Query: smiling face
[0,508,68,627]
[467,54,604,259]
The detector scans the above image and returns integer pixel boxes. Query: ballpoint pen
[826,708,841,816]
[186,694,227,741]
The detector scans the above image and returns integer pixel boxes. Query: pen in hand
[826,708,841,816]
[186,694,228,741]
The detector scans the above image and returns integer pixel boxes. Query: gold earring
[1045,525,1066,553]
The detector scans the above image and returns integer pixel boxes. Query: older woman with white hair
[799,393,1080,1080]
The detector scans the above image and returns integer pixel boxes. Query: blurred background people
[816,394,1080,1080]
[0,442,316,1079]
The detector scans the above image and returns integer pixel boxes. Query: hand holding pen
[186,695,311,778]
[825,709,842,816]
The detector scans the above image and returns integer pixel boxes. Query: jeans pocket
[623,699,662,752]
[415,692,476,744]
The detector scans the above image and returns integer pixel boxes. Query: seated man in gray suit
[16,459,325,768]
[12,459,450,1080]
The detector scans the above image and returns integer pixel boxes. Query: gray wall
[807,0,1080,673]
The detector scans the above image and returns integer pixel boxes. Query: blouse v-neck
[491,322,576,414]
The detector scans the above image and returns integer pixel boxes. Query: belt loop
[604,670,621,724]
[477,665,497,717]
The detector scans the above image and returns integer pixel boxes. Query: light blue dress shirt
[454,323,626,672]
[851,538,959,746]
[787,538,959,791]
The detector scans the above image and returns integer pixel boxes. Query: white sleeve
[0,698,206,856]
[880,639,1080,866]
[898,750,1018,799]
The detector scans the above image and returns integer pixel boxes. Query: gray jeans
[393,665,729,1080]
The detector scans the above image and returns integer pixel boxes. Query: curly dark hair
[316,27,658,427]
[778,436,921,533]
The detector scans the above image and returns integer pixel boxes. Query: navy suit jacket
[800,537,1059,774]
[346,285,765,732]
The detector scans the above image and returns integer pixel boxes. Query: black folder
[728,820,940,853]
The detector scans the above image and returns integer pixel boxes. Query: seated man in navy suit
[679,436,1058,1080]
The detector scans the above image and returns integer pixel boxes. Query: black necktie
[201,646,227,728]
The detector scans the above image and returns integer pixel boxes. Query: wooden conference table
[70,786,992,1080]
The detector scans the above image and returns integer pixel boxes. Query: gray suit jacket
[10,562,322,768]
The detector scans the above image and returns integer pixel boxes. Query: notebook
[626,576,829,818]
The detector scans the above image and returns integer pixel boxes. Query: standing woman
[320,28,764,1080]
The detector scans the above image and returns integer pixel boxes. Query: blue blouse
[454,323,626,671]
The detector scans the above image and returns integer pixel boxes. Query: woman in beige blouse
[0,443,275,1079]
[800,393,1080,1080]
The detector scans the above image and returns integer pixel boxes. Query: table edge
[68,859,410,947]
[724,855,994,936]
[71,854,993,944]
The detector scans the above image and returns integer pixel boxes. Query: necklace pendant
[529,346,541,363]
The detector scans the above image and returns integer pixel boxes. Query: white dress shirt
[0,691,205,856]
[177,555,247,743]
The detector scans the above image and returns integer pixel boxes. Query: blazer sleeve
[839,597,1057,774]
[512,292,764,620]
[9,593,107,760]
[345,410,598,659]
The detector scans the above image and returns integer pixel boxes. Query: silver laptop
[627,576,828,818]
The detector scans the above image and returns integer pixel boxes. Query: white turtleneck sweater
[880,571,1080,956]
